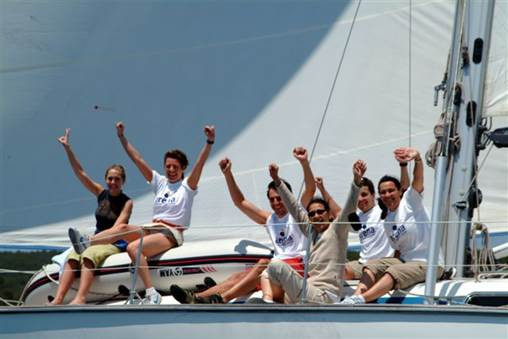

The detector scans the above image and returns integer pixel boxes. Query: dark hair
[360,177,375,194]
[105,164,126,183]
[164,149,189,179]
[377,198,388,219]
[267,179,292,198]
[306,197,330,212]
[378,175,401,192]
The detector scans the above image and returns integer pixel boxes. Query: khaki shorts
[263,259,334,304]
[67,244,121,268]
[142,222,184,247]
[364,258,444,290]
[346,260,364,280]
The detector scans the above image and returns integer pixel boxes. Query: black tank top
[95,190,131,234]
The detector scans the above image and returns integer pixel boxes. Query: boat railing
[0,219,507,306]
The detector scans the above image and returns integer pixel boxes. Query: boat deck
[1,304,507,339]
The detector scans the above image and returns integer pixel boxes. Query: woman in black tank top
[50,128,133,305]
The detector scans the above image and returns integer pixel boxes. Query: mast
[426,0,496,301]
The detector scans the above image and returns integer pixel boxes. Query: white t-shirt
[355,205,394,263]
[384,187,443,264]
[266,212,308,259]
[150,170,197,228]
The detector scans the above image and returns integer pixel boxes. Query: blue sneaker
[68,228,90,254]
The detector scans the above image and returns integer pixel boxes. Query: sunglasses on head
[308,209,326,217]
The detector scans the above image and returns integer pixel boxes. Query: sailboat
[1,0,508,337]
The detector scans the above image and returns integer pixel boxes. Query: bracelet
[399,162,408,167]
[206,139,214,145]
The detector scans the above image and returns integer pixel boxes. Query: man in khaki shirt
[260,160,366,304]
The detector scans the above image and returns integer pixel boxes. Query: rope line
[61,219,508,233]
[2,263,506,275]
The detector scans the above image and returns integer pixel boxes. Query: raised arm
[58,128,103,196]
[219,158,270,224]
[116,122,153,182]
[335,160,366,225]
[335,161,365,271]
[293,147,316,208]
[315,177,342,219]
[187,125,215,190]
[269,164,308,233]
[399,161,410,193]
[112,199,133,227]
[394,147,423,193]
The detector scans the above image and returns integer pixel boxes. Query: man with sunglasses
[260,160,366,304]
[170,147,315,304]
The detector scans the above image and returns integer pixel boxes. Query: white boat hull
[344,278,508,307]
[22,239,272,306]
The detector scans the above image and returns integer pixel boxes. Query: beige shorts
[67,244,121,268]
[364,257,444,290]
[345,260,364,280]
[142,222,184,247]
[262,259,334,304]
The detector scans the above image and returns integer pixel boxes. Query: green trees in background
[0,251,59,305]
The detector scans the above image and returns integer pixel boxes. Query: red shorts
[255,256,305,290]
[282,257,305,277]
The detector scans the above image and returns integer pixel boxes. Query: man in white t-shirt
[344,177,395,280]
[341,147,444,305]
[344,161,411,280]
[170,147,315,304]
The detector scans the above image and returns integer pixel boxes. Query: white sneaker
[339,295,365,305]
[142,291,162,305]
[68,228,90,254]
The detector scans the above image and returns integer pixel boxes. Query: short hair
[105,164,126,183]
[306,197,330,212]
[267,179,292,198]
[360,177,375,194]
[377,175,401,192]
[164,149,189,169]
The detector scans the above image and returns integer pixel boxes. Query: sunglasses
[308,209,326,217]
[269,196,282,203]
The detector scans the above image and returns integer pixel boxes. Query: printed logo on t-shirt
[156,192,176,205]
[275,234,295,248]
[390,224,407,242]
[359,227,376,241]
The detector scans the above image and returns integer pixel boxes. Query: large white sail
[1,0,506,248]
[484,0,508,117]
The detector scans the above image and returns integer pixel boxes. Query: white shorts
[142,222,184,247]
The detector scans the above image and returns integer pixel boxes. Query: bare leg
[344,265,355,280]
[51,260,79,305]
[361,273,395,302]
[196,271,247,298]
[91,224,142,245]
[260,273,284,303]
[354,268,376,295]
[127,232,175,289]
[69,258,96,305]
[221,258,270,302]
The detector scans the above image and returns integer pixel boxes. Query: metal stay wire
[299,0,363,303]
